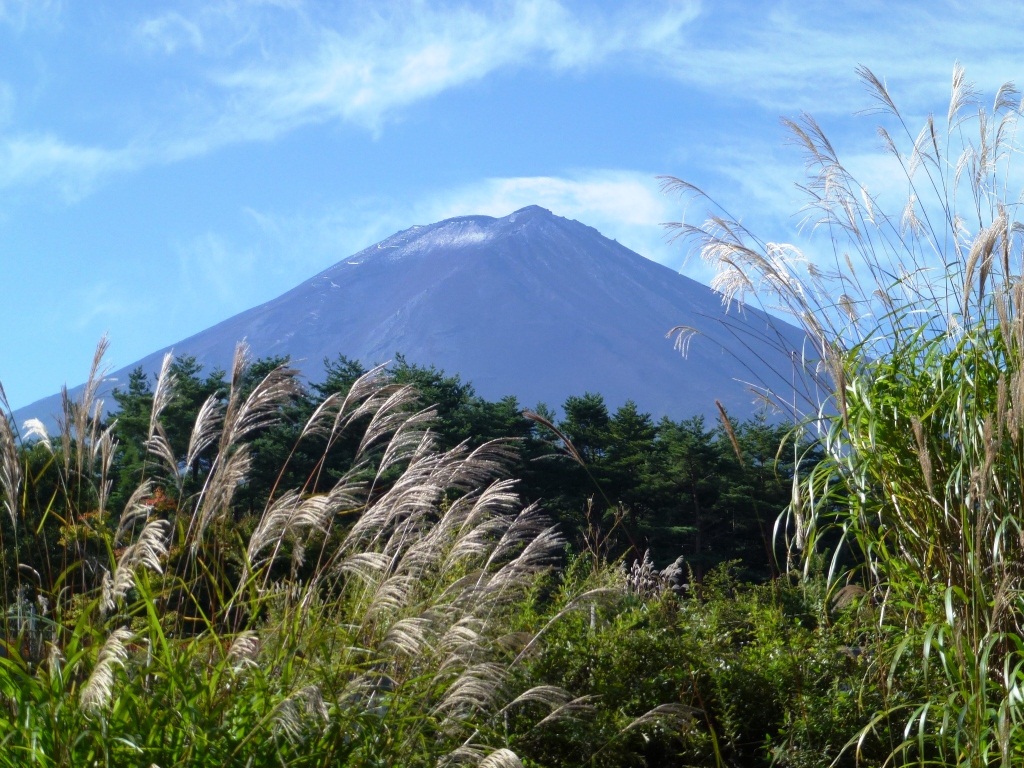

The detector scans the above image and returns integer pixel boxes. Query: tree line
[10,351,816,600]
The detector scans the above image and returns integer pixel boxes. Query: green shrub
[510,560,900,768]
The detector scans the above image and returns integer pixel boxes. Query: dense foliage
[667,64,1024,766]
[0,343,840,767]
[98,351,806,585]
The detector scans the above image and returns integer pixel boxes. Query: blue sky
[1,0,1022,409]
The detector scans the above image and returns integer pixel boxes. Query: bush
[510,560,901,768]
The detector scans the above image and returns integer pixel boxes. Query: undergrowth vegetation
[667,63,1024,766]
[0,339,896,768]
[0,343,606,766]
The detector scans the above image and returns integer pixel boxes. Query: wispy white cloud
[0,1,699,196]
[0,134,138,199]
[661,0,1024,116]
[4,0,1018,206]
[136,11,203,54]
[65,281,140,331]
[420,171,683,267]
[0,82,15,127]
[110,0,1024,195]
[0,0,62,33]
[239,170,685,287]
[198,0,699,136]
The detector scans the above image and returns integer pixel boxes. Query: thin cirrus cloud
[0,0,62,32]
[197,0,699,135]
[661,0,1024,115]
[0,134,140,198]
[238,170,687,287]
[0,1,700,197]
[133,0,1024,200]
[136,11,204,54]
[2,0,1017,212]
[423,172,683,265]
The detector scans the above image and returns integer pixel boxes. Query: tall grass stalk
[666,64,1024,766]
[0,341,601,767]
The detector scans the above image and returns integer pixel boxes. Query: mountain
[16,206,818,427]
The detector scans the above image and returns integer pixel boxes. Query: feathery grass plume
[226,630,260,671]
[486,523,563,595]
[245,480,361,584]
[190,444,252,549]
[148,353,176,440]
[94,424,117,516]
[80,627,132,713]
[142,353,181,482]
[187,347,298,551]
[0,386,21,528]
[184,392,223,471]
[621,703,697,733]
[382,615,433,657]
[531,694,597,729]
[300,362,392,442]
[477,748,524,768]
[221,348,298,449]
[21,417,52,453]
[271,684,329,742]
[113,479,156,544]
[107,516,170,610]
[70,336,111,477]
[433,661,507,719]
[665,324,700,356]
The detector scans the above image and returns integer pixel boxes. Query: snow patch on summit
[402,223,494,254]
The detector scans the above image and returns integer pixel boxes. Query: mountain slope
[17,206,817,425]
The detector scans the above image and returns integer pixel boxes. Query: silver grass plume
[244,480,361,584]
[619,703,697,735]
[438,617,487,662]
[185,393,223,471]
[300,363,392,442]
[532,694,597,728]
[80,627,133,714]
[104,516,171,613]
[478,749,524,768]
[272,685,329,742]
[0,385,21,528]
[189,345,297,549]
[73,336,111,478]
[146,353,180,482]
[113,480,156,545]
[497,686,593,729]
[21,417,52,454]
[191,446,252,549]
[94,423,117,517]
[215,342,299,454]
[432,661,507,720]
[149,353,176,440]
[382,616,433,657]
[227,631,261,672]
[486,520,563,596]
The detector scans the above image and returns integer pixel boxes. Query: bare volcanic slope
[17,206,816,425]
